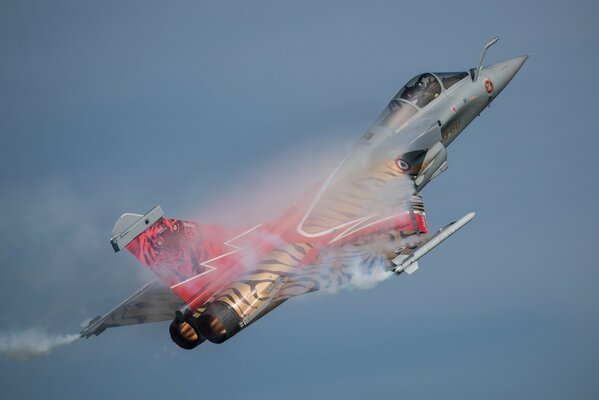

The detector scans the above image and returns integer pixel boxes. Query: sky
[0,0,598,398]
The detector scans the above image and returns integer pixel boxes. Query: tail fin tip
[110,206,164,252]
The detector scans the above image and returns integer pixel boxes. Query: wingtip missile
[79,315,106,338]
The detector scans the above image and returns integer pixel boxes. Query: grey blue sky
[0,1,598,398]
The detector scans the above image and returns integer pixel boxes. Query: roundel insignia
[484,79,494,94]
[395,158,411,172]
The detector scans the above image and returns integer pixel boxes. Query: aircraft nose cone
[483,55,528,95]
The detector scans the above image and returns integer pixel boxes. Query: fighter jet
[81,38,527,349]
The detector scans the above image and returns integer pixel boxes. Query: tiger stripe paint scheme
[124,153,428,345]
[83,42,528,347]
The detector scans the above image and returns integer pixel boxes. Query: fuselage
[132,55,529,348]
[85,44,528,349]
[350,55,528,193]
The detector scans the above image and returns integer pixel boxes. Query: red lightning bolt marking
[169,224,263,289]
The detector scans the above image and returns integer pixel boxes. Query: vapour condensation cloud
[190,134,351,226]
[0,131,408,362]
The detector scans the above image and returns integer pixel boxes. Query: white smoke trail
[0,329,80,361]
[346,261,394,290]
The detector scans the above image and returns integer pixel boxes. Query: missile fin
[404,262,419,274]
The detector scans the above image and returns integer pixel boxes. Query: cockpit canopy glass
[395,73,442,108]
[435,72,469,90]
[377,99,418,131]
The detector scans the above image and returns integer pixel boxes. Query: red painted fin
[125,217,244,289]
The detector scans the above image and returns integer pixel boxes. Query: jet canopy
[375,71,470,134]
[393,72,468,109]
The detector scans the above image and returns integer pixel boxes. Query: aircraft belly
[197,212,428,326]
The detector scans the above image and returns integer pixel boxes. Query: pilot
[416,74,440,107]
[402,85,417,102]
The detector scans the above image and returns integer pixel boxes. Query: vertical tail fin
[110,207,244,290]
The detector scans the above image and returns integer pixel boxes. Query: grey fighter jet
[81,38,528,349]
